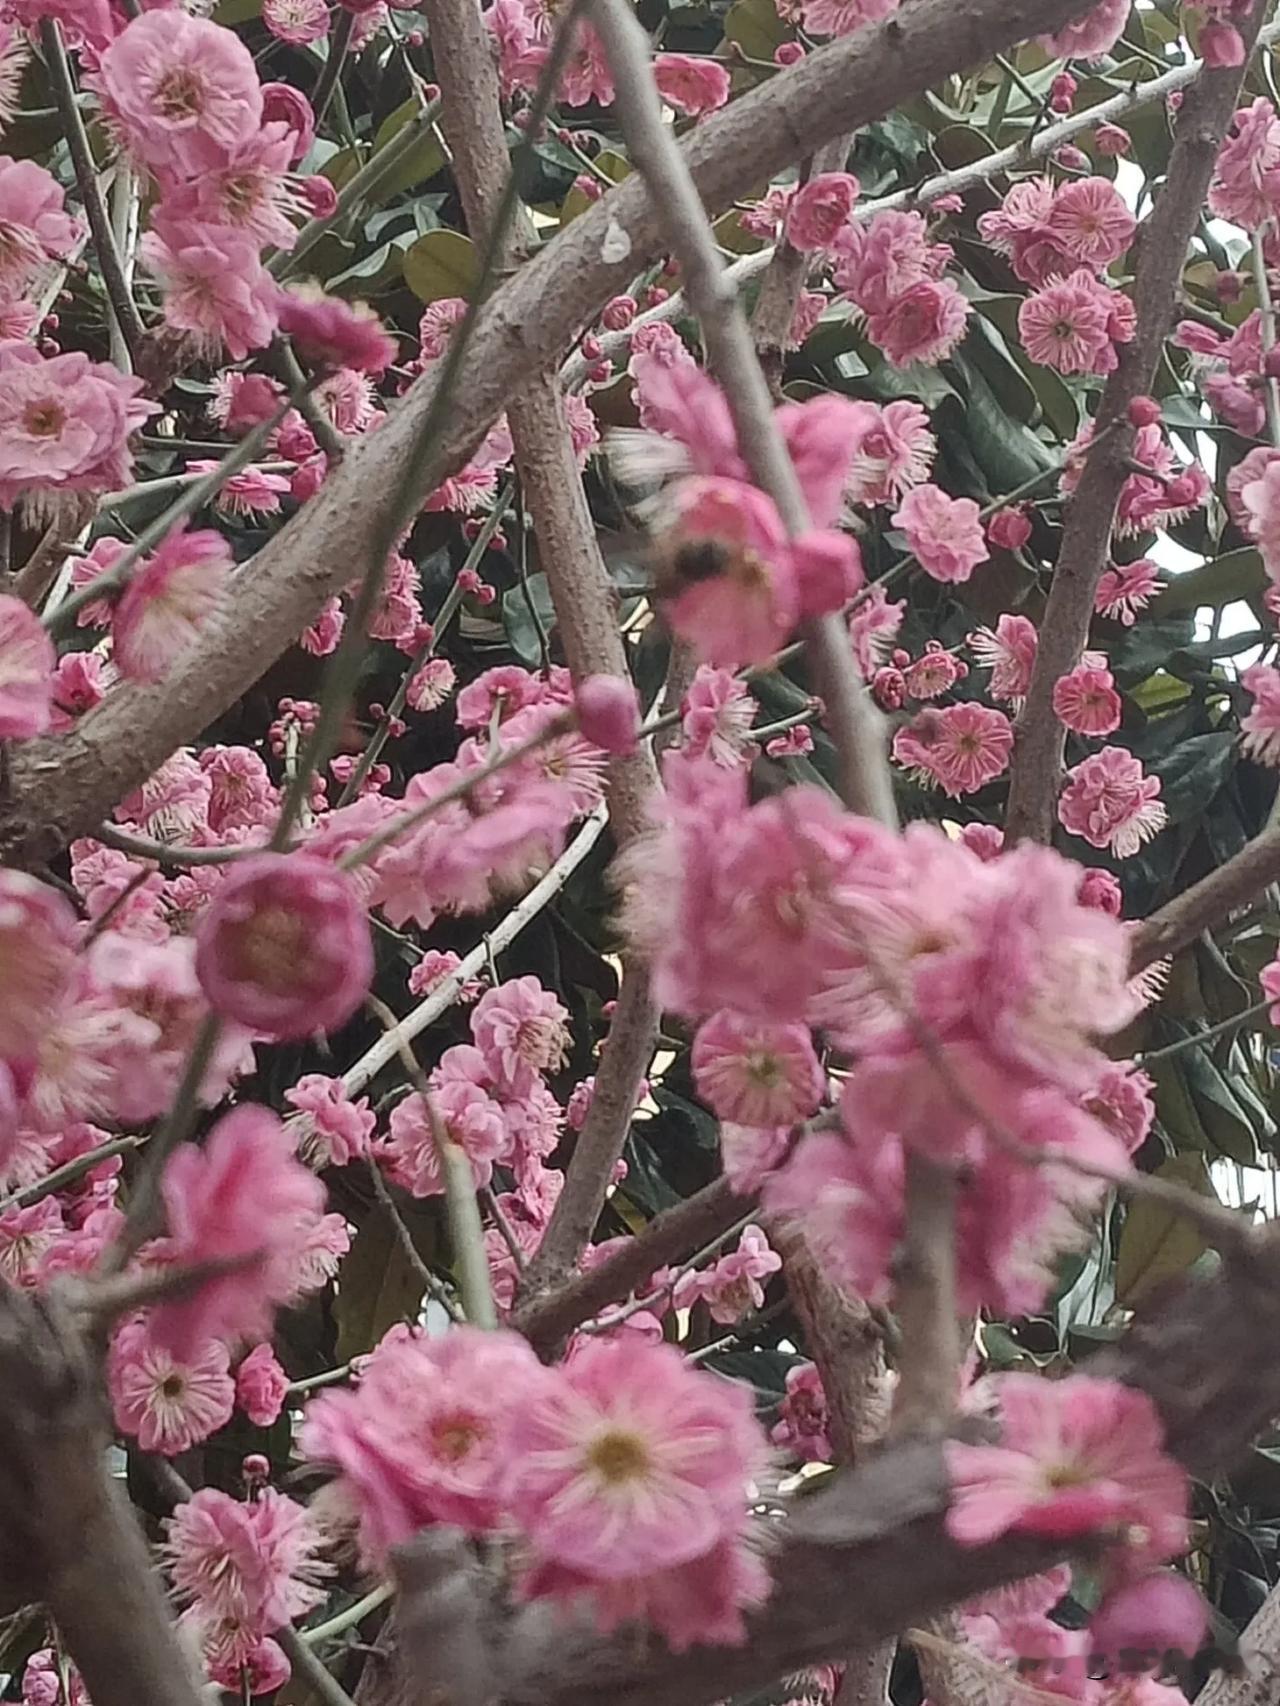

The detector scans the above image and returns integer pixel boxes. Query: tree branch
[1129,822,1280,973]
[1003,0,1269,846]
[0,0,1097,869]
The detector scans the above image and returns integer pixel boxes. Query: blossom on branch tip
[113,526,231,684]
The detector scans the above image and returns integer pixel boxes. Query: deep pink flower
[113,525,231,683]
[770,1362,831,1463]
[785,172,860,254]
[108,1319,235,1455]
[1082,1062,1154,1157]
[1096,558,1159,625]
[93,12,263,177]
[260,81,316,162]
[1090,1572,1209,1675]
[652,52,730,116]
[892,703,1013,797]
[1040,0,1130,60]
[1052,652,1123,737]
[902,643,963,700]
[0,594,53,738]
[1045,177,1136,271]
[277,285,397,375]
[945,1373,1188,1567]
[692,1010,824,1126]
[285,1073,375,1168]
[866,278,970,368]
[0,341,155,510]
[235,1342,289,1427]
[153,1104,327,1356]
[986,506,1032,552]
[195,852,373,1040]
[1020,270,1127,374]
[845,400,936,506]
[200,745,277,834]
[1058,746,1167,858]
[301,1327,541,1560]
[507,1337,768,1579]
[893,484,987,583]
[1211,98,1280,228]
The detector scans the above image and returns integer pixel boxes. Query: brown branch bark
[751,137,849,399]
[512,1173,745,1353]
[1196,1578,1280,1706]
[1003,0,1268,846]
[0,0,1095,869]
[1129,823,1280,974]
[424,0,660,1307]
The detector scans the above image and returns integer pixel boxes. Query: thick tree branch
[1196,1577,1280,1706]
[1003,0,1268,846]
[0,0,1094,869]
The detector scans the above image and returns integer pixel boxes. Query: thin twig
[310,8,355,129]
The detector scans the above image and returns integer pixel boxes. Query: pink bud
[643,286,670,309]
[243,1454,271,1481]
[475,584,496,605]
[1090,1572,1208,1673]
[872,665,906,710]
[299,175,338,220]
[572,173,603,202]
[581,333,603,360]
[1127,396,1162,429]
[1165,473,1200,507]
[457,567,482,591]
[601,294,637,331]
[1054,143,1090,171]
[406,28,424,45]
[602,999,618,1019]
[774,41,804,64]
[986,505,1032,552]
[1094,122,1131,157]
[1201,21,1245,66]
[1050,71,1077,112]
[422,81,440,100]
[575,674,640,754]
[587,361,614,384]
[1216,268,1245,303]
[932,192,964,215]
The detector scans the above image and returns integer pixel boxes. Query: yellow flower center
[585,1427,651,1486]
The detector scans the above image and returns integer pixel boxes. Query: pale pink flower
[681,666,757,767]
[0,594,52,738]
[263,0,330,42]
[945,1373,1188,1566]
[0,1198,61,1285]
[108,1319,235,1455]
[93,12,264,177]
[113,525,230,683]
[0,341,155,510]
[378,1080,508,1197]
[152,1106,326,1356]
[1210,98,1280,228]
[165,1485,324,1630]
[1090,1572,1208,1677]
[407,656,456,712]
[285,1073,375,1168]
[1053,652,1122,737]
[765,1128,902,1304]
[1059,746,1167,858]
[1241,664,1280,766]
[471,975,569,1095]
[286,1212,350,1298]
[301,1327,541,1559]
[675,1224,781,1323]
[849,582,905,677]
[184,460,291,520]
[892,703,1012,797]
[652,52,729,116]
[902,643,963,700]
[117,749,212,843]
[692,1010,823,1127]
[210,371,285,433]
[1096,558,1159,625]
[1040,0,1131,61]
[1019,270,1127,374]
[1239,456,1280,580]
[893,484,986,584]
[0,157,81,300]
[846,401,936,506]
[739,185,794,241]
[785,172,860,254]
[770,1362,831,1463]
[660,478,799,668]
[968,613,1039,708]
[719,1123,792,1194]
[195,852,373,1040]
[866,278,970,368]
[161,127,304,252]
[507,1337,767,1578]
[235,1342,289,1426]
[0,870,77,1070]
[1045,177,1136,271]
[408,948,482,1002]
[799,0,899,37]
[141,219,279,362]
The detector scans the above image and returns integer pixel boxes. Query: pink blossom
[235,1343,289,1427]
[1019,270,1130,374]
[0,341,155,510]
[866,278,970,368]
[719,1123,792,1194]
[508,1337,767,1581]
[893,703,1013,797]
[986,506,1032,552]
[418,296,468,360]
[1053,652,1123,737]
[108,1319,235,1455]
[0,870,77,1071]
[263,0,330,42]
[1096,558,1159,626]
[0,157,81,301]
[765,1128,902,1303]
[675,1224,781,1323]
[1083,1062,1154,1157]
[184,460,291,520]
[93,12,264,177]
[0,594,52,738]
[161,127,305,252]
[1059,746,1167,858]
[0,25,29,133]
[893,484,987,584]
[408,948,482,1002]
[849,582,905,677]
[575,674,639,755]
[652,52,730,116]
[1090,1572,1209,1676]
[200,746,277,835]
[406,656,455,712]
[277,285,396,375]
[968,614,1038,708]
[152,1106,326,1356]
[843,400,935,506]
[692,1010,823,1126]
[1040,0,1131,61]
[471,975,569,1095]
[48,651,108,732]
[378,1080,508,1197]
[455,663,573,730]
[1241,664,1280,766]
[141,219,279,361]
[766,723,814,758]
[681,666,757,767]
[771,1362,831,1463]
[0,1198,61,1285]
[165,1484,324,1630]
[301,1327,540,1559]
[1210,98,1280,228]
[1045,177,1136,271]
[210,372,285,433]
[22,1653,86,1706]
[902,643,964,701]
[285,1074,375,1168]
[660,478,799,668]
[195,853,373,1040]
[799,0,899,37]
[945,1373,1188,1566]
[113,525,230,683]
[785,172,860,254]
[1262,951,1280,1024]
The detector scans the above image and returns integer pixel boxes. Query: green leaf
[724,0,786,64]
[403,229,481,303]
[1154,548,1265,615]
[1182,1047,1262,1166]
[502,573,557,667]
[1114,1154,1216,1306]
[334,1210,429,1361]
[367,103,447,201]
